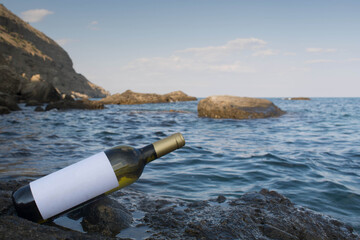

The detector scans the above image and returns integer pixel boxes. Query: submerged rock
[198,95,285,120]
[98,90,197,105]
[1,180,358,239]
[45,99,104,111]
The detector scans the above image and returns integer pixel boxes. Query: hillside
[0,4,109,98]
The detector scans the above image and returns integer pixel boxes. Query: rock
[80,197,133,237]
[45,99,104,111]
[0,106,10,114]
[214,195,227,203]
[0,56,23,95]
[0,180,114,240]
[164,91,197,102]
[0,92,20,111]
[25,100,43,106]
[0,216,111,240]
[98,90,197,105]
[34,106,44,112]
[0,4,109,98]
[20,80,62,103]
[198,95,285,120]
[130,188,358,240]
[287,97,311,100]
[1,180,358,239]
[62,94,76,101]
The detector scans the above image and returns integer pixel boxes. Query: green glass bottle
[12,133,185,223]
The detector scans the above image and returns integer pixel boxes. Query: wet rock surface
[99,90,197,105]
[1,180,358,240]
[198,95,285,120]
[45,98,105,111]
[80,197,133,236]
[0,215,112,240]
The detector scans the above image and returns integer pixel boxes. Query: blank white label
[30,152,119,220]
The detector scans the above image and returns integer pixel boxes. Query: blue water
[1,98,359,232]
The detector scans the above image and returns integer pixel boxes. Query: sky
[2,0,360,97]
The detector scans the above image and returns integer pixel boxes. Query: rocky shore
[0,180,358,240]
[98,90,197,105]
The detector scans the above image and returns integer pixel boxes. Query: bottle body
[12,133,185,223]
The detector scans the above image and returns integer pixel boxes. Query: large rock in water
[198,95,285,119]
[0,4,109,98]
[99,90,197,105]
[0,180,358,239]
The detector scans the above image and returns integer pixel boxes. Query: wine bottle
[12,133,185,223]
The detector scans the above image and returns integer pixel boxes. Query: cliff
[0,4,109,98]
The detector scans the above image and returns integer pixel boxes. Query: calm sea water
[1,98,359,232]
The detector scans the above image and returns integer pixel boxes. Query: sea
[1,98,359,233]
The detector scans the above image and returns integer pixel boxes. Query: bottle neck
[139,144,157,164]
[140,133,185,164]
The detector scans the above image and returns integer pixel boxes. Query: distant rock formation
[198,95,285,120]
[98,90,197,105]
[286,97,311,100]
[0,4,109,100]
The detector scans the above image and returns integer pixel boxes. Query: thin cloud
[289,67,310,72]
[88,21,99,30]
[283,52,296,56]
[122,38,265,73]
[179,38,267,54]
[306,48,337,53]
[252,49,277,57]
[21,9,54,23]
[56,38,77,46]
[305,59,336,64]
[345,58,360,62]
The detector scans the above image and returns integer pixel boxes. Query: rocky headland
[0,180,358,240]
[0,4,109,113]
[98,90,197,105]
[0,4,197,114]
[198,95,285,120]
